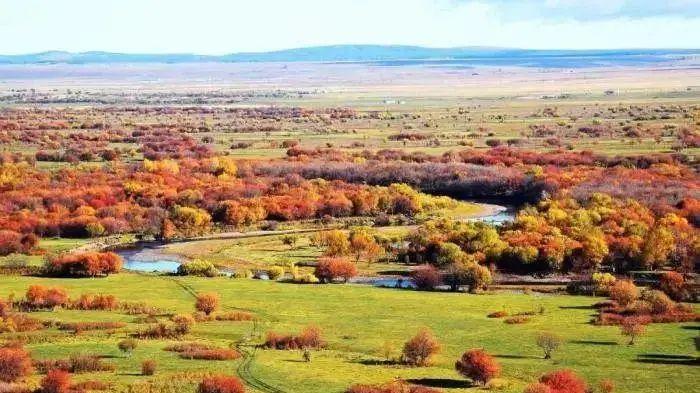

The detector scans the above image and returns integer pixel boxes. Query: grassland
[0,274,696,393]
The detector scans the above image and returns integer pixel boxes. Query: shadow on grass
[570,340,618,346]
[636,354,699,366]
[494,354,541,359]
[406,378,470,389]
[681,325,700,331]
[357,359,401,366]
[117,372,143,376]
[559,305,595,310]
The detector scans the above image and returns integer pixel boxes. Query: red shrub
[195,292,220,315]
[40,369,70,393]
[0,230,37,256]
[538,369,587,393]
[164,342,215,353]
[411,265,441,290]
[598,379,615,393]
[0,346,33,382]
[45,252,122,277]
[198,375,245,393]
[314,257,357,283]
[487,310,508,318]
[454,349,501,385]
[263,325,325,350]
[401,328,440,366]
[25,285,68,309]
[179,349,241,361]
[72,294,118,310]
[141,359,156,376]
[504,315,530,324]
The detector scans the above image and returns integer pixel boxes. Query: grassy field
[0,274,696,393]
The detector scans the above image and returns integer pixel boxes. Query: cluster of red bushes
[33,354,114,374]
[57,321,126,333]
[0,230,38,256]
[134,319,193,339]
[70,294,118,310]
[0,344,33,383]
[313,257,358,283]
[198,375,246,393]
[24,285,68,310]
[455,349,501,385]
[523,369,606,393]
[178,348,241,361]
[263,325,325,350]
[44,252,122,277]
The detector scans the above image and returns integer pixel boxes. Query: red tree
[454,348,501,385]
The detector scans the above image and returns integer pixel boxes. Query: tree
[118,339,138,357]
[609,280,639,307]
[591,272,616,296]
[195,292,220,315]
[620,317,646,345]
[436,242,465,268]
[536,332,563,359]
[281,234,299,249]
[402,328,440,366]
[317,230,350,256]
[455,348,501,385]
[641,225,675,270]
[349,228,383,264]
[659,272,688,301]
[0,346,33,382]
[411,264,441,290]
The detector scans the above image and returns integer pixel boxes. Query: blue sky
[1,0,699,54]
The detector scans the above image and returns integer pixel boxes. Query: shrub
[177,259,219,277]
[0,299,10,318]
[215,311,254,322]
[40,370,70,393]
[198,375,245,393]
[1,313,43,333]
[195,292,220,315]
[179,349,240,361]
[267,266,285,280]
[609,280,639,307]
[263,325,325,350]
[71,294,118,310]
[314,257,357,283]
[232,269,252,279]
[291,272,319,284]
[535,332,563,359]
[345,382,442,393]
[134,322,189,339]
[25,286,68,310]
[401,328,440,366]
[464,263,492,292]
[592,272,616,295]
[411,265,441,290]
[598,379,615,393]
[455,348,501,385]
[538,369,587,393]
[0,346,33,383]
[58,321,126,333]
[504,315,530,324]
[72,380,109,391]
[141,359,156,376]
[641,290,675,314]
[487,310,508,318]
[44,252,122,277]
[118,339,138,356]
[659,272,688,301]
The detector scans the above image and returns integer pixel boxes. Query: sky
[1,0,699,54]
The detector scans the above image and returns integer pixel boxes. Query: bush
[44,252,122,277]
[263,325,325,350]
[118,339,138,356]
[198,375,246,393]
[141,359,156,376]
[314,257,357,283]
[659,272,689,301]
[487,311,508,318]
[401,328,440,366]
[40,370,70,393]
[345,382,442,393]
[0,313,43,332]
[455,348,501,385]
[538,369,587,393]
[72,380,109,391]
[215,311,254,321]
[598,379,615,393]
[195,292,220,315]
[71,294,118,310]
[267,266,285,280]
[620,317,647,345]
[25,285,68,310]
[641,290,675,314]
[609,280,639,307]
[177,259,219,277]
[535,332,563,359]
[411,265,441,290]
[179,349,241,361]
[232,269,252,279]
[58,321,126,333]
[0,346,33,383]
[504,315,530,324]
[134,321,190,339]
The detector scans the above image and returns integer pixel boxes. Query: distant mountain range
[1,45,699,65]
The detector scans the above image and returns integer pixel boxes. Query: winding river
[116,201,515,274]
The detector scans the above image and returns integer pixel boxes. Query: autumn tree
[609,280,639,306]
[0,345,33,382]
[536,332,563,359]
[317,230,350,256]
[402,328,440,366]
[620,317,646,345]
[349,227,383,264]
[195,292,220,316]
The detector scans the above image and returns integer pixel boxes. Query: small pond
[117,246,184,273]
